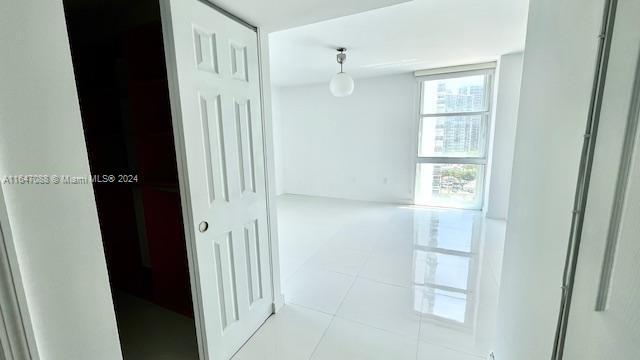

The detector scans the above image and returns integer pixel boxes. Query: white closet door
[562,0,640,358]
[161,0,273,358]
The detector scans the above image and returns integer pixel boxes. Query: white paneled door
[161,1,273,359]
[562,0,640,358]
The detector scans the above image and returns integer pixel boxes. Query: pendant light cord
[337,48,346,73]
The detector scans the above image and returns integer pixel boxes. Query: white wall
[485,53,523,220]
[271,86,286,195]
[495,0,606,358]
[273,74,419,203]
[0,1,122,359]
[272,67,525,208]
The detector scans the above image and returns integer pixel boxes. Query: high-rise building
[433,84,483,156]
[431,83,483,196]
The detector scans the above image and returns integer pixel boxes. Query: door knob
[199,221,209,233]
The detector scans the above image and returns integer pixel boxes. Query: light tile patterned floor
[234,195,505,360]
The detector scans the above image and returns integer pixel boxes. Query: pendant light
[329,48,354,97]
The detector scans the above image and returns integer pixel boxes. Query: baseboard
[273,293,285,313]
[485,214,507,221]
[277,192,414,206]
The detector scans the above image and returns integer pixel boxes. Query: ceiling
[207,0,411,31]
[268,0,530,86]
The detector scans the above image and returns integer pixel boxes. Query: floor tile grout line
[317,279,484,355]
[331,313,421,341]
[284,213,391,292]
[283,212,381,289]
[284,210,371,273]
[353,246,373,277]
[291,210,398,359]
[415,292,486,359]
[307,273,359,360]
[276,300,485,360]
[276,197,503,360]
[417,338,487,359]
[356,273,412,289]
[306,312,335,360]
[289,240,470,354]
[284,301,338,317]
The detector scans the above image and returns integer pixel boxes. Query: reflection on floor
[233,195,506,360]
[115,292,199,360]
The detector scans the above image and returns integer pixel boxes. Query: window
[414,66,494,209]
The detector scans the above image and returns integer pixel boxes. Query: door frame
[159,1,283,359]
[0,186,39,360]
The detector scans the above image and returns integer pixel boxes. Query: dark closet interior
[63,0,199,358]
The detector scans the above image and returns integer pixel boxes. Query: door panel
[161,0,273,359]
[199,90,229,204]
[562,0,640,358]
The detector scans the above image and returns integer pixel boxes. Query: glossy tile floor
[234,195,506,360]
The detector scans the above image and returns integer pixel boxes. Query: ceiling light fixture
[329,48,354,97]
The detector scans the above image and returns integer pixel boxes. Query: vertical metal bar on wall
[550,0,618,358]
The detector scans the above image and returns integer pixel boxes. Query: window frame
[413,66,496,210]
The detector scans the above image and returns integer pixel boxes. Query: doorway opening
[63,0,199,358]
